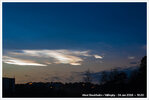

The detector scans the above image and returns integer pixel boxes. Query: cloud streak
[3,49,103,66]
[94,55,103,59]
[128,56,135,60]
[3,56,47,66]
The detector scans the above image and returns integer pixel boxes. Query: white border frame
[0,0,148,100]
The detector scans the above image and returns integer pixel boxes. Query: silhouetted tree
[100,71,108,84]
[139,56,146,74]
[108,69,119,82]
[116,72,127,84]
[107,69,127,85]
[138,56,147,94]
[83,69,92,83]
[128,56,147,95]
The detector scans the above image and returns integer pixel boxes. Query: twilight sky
[3,3,146,84]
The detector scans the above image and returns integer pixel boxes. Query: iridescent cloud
[3,56,47,66]
[3,49,103,66]
[94,55,103,59]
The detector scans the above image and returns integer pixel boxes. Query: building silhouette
[3,77,15,97]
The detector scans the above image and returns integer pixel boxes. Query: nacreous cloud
[4,49,103,66]
[3,56,47,66]
[94,55,103,59]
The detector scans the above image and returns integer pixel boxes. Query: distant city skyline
[3,3,146,84]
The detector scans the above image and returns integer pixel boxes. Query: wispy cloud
[128,56,135,60]
[3,49,103,66]
[129,61,137,64]
[3,56,47,66]
[94,55,103,59]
